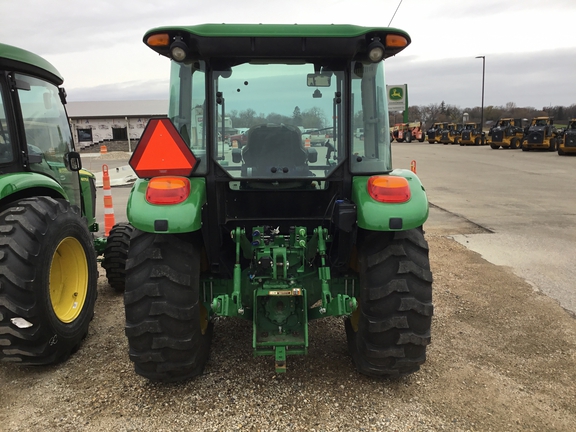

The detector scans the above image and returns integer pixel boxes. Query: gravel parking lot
[1,226,575,431]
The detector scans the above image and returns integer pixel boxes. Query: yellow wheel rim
[49,237,89,323]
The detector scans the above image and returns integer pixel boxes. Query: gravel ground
[1,231,575,431]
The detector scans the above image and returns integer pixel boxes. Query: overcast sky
[3,0,576,109]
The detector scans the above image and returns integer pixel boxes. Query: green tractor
[124,24,433,382]
[0,43,113,364]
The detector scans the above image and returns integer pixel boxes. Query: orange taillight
[146,177,190,205]
[367,176,411,203]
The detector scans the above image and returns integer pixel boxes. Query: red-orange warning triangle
[129,118,198,178]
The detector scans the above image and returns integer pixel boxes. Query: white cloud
[4,0,575,108]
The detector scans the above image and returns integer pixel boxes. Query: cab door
[14,73,81,207]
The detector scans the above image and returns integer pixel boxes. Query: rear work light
[367,175,411,203]
[146,177,190,205]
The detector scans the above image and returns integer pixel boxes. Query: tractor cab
[529,117,555,136]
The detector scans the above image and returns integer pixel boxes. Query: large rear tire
[102,222,134,292]
[345,228,433,378]
[124,230,213,382]
[0,197,97,365]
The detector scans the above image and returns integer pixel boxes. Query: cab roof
[0,43,63,85]
[143,23,411,61]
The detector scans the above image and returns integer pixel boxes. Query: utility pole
[475,56,485,140]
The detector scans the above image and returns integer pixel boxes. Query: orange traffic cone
[410,160,417,174]
[305,138,311,148]
[102,164,115,236]
[100,145,107,154]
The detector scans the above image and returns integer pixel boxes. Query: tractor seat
[241,124,309,177]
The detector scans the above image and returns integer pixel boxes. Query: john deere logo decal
[389,87,404,100]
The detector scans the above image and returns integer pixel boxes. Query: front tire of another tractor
[548,138,557,152]
[124,230,213,382]
[0,197,98,365]
[102,222,134,292]
[510,137,519,149]
[345,228,433,378]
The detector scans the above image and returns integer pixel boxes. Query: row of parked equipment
[406,117,576,156]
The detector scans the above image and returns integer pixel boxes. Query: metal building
[66,100,168,149]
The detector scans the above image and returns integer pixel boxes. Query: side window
[0,84,13,163]
[15,73,81,207]
[168,61,207,174]
[16,73,74,159]
[350,62,391,173]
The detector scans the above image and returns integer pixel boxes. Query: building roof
[66,100,168,118]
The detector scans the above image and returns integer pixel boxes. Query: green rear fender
[79,169,97,226]
[352,169,429,231]
[127,178,206,233]
[0,172,67,201]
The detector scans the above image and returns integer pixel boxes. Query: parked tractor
[427,122,448,144]
[392,122,425,143]
[0,43,113,365]
[521,117,558,151]
[439,123,462,145]
[557,119,576,155]
[459,122,484,146]
[488,118,525,149]
[123,24,434,382]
